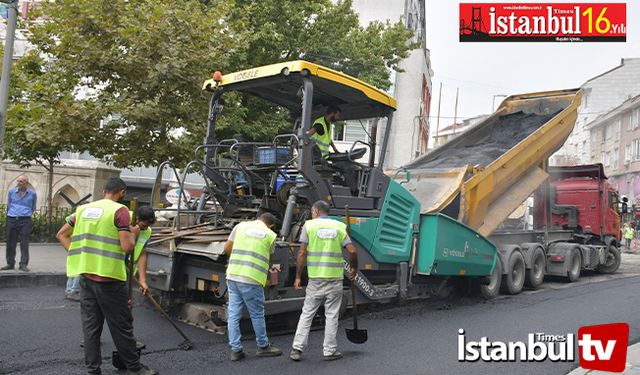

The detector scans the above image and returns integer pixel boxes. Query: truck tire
[501,251,525,295]
[567,249,581,282]
[597,245,621,274]
[525,248,545,289]
[480,257,502,299]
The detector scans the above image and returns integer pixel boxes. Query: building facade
[555,58,640,166]
[588,94,640,203]
[341,0,433,170]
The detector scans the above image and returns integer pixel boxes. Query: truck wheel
[597,245,621,274]
[480,257,502,299]
[525,248,545,289]
[567,249,581,282]
[501,251,525,295]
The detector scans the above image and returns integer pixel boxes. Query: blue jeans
[65,276,80,294]
[227,280,269,352]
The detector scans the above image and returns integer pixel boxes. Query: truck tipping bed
[398,89,582,237]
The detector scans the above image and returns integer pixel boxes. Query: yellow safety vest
[227,220,276,286]
[67,199,128,281]
[306,218,346,279]
[625,227,635,240]
[311,116,332,159]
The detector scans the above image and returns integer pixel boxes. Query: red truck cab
[534,164,621,242]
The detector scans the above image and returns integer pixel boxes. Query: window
[634,139,640,160]
[331,122,345,142]
[601,151,606,164]
[613,120,621,140]
[612,148,619,169]
[332,120,372,143]
[603,151,611,167]
[626,145,632,164]
[345,120,372,142]
[628,114,634,131]
[633,108,640,129]
[604,124,612,140]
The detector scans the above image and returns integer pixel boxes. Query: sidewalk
[568,342,640,374]
[0,243,67,288]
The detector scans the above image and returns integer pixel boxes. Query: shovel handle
[345,205,358,330]
[132,276,191,342]
[128,199,139,302]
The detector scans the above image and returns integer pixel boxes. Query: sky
[424,0,640,131]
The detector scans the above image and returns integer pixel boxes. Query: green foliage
[10,0,415,169]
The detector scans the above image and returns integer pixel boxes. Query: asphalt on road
[2,272,640,375]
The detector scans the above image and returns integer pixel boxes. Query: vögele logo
[578,322,629,373]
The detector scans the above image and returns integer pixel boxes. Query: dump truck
[143,61,621,332]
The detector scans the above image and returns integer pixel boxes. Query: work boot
[289,349,302,361]
[136,340,146,350]
[230,350,245,361]
[256,344,282,357]
[125,365,158,375]
[0,265,14,270]
[65,293,80,302]
[323,351,343,361]
[19,265,29,272]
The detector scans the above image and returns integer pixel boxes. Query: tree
[23,0,249,168]
[214,0,416,140]
[5,52,106,223]
[15,0,414,171]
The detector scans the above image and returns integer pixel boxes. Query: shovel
[344,205,368,344]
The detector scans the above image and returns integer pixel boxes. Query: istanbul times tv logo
[458,323,629,372]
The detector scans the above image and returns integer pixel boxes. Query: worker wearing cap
[624,223,635,251]
[290,200,358,362]
[56,178,157,375]
[223,212,283,361]
[130,206,156,286]
[307,105,342,160]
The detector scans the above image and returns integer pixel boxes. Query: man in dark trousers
[56,178,157,375]
[2,175,37,272]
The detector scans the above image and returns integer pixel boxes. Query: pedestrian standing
[223,212,283,361]
[56,177,157,375]
[2,175,37,272]
[290,200,358,362]
[624,223,635,251]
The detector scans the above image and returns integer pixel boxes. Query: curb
[0,273,66,288]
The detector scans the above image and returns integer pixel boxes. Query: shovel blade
[346,328,368,344]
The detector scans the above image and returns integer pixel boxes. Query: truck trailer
[143,61,621,332]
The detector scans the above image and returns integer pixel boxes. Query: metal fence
[0,205,72,243]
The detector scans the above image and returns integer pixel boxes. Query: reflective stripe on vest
[306,218,346,279]
[227,220,276,286]
[67,199,128,281]
[310,116,332,159]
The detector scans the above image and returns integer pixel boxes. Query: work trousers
[80,275,141,374]
[227,280,270,352]
[5,216,32,267]
[292,279,343,356]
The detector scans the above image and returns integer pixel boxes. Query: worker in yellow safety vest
[624,223,635,251]
[290,200,358,362]
[129,206,156,283]
[307,105,342,159]
[223,212,283,361]
[56,177,157,375]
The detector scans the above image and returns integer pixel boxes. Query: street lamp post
[492,94,509,112]
[0,0,18,158]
